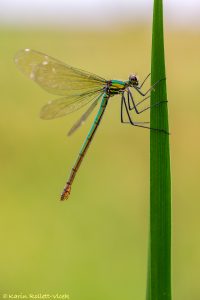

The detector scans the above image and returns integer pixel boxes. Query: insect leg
[128,89,168,114]
[128,91,150,110]
[121,93,169,134]
[138,73,151,89]
[121,93,125,123]
[134,78,166,97]
[127,90,133,110]
[121,92,149,127]
[135,95,150,107]
[121,93,148,124]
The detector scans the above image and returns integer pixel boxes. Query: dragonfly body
[61,93,109,200]
[61,81,128,200]
[15,49,167,201]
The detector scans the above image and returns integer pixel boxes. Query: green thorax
[108,80,128,96]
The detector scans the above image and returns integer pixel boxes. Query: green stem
[146,0,171,300]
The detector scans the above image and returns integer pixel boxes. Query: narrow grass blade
[146,0,172,300]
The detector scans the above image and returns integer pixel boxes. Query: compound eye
[129,74,137,82]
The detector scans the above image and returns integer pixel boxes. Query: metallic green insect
[15,49,166,200]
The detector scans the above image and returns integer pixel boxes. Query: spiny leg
[127,89,168,114]
[134,77,166,97]
[138,73,151,89]
[121,93,124,123]
[121,93,169,134]
[128,76,166,111]
[121,93,145,123]
[136,95,150,107]
[121,93,150,126]
[135,75,168,114]
[128,93,150,110]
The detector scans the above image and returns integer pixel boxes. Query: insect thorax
[105,80,127,96]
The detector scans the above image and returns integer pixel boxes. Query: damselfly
[15,49,167,201]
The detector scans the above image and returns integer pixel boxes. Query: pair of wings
[15,49,107,135]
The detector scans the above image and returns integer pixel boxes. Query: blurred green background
[1,25,200,300]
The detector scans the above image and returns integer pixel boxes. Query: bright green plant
[146,0,171,299]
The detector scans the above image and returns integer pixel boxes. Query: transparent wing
[40,91,104,120]
[67,94,102,136]
[15,49,106,96]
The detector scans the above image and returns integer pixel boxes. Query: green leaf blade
[146,0,172,300]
